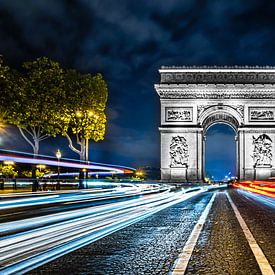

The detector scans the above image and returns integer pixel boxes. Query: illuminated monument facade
[155,66,275,181]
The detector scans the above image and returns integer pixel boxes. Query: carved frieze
[165,107,192,122]
[251,134,273,167]
[170,136,189,167]
[160,72,275,84]
[249,107,275,122]
[197,104,244,120]
[157,90,275,99]
[197,105,208,117]
[235,105,244,118]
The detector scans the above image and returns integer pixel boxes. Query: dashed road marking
[170,193,216,275]
[226,192,274,275]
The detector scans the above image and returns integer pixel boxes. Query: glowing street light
[56,149,62,160]
[136,170,144,178]
[76,111,82,118]
[36,164,46,171]
[3,160,15,165]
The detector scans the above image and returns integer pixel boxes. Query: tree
[1,57,66,191]
[59,70,108,189]
[6,57,65,155]
[0,57,20,141]
[61,70,108,161]
[0,57,14,122]
[0,165,18,178]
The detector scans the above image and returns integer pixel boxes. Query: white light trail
[0,187,206,274]
[0,185,152,210]
[237,189,275,209]
[0,155,125,173]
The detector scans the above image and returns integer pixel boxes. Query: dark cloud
[1,0,275,171]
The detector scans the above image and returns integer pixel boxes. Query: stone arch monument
[154,66,275,181]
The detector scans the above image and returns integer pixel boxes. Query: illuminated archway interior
[205,123,236,181]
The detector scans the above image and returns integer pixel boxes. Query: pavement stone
[185,191,261,275]
[229,189,275,271]
[29,193,212,275]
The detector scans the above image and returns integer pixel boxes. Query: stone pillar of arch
[155,66,275,182]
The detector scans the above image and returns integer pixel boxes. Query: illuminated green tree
[0,55,8,80]
[61,70,108,161]
[0,57,14,121]
[6,57,65,155]
[0,57,21,138]
[0,165,18,178]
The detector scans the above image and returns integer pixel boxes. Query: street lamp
[36,164,46,191]
[3,160,15,166]
[36,164,46,171]
[56,149,62,190]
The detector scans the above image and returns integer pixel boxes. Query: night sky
[1,0,275,177]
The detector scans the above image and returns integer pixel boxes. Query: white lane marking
[171,193,216,275]
[226,192,274,275]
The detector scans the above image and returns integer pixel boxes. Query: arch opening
[204,123,237,181]
[202,112,239,133]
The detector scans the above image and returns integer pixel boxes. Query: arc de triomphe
[154,66,275,181]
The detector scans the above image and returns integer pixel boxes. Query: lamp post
[36,164,46,191]
[56,149,61,190]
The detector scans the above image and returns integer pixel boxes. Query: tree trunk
[18,127,41,192]
[32,138,39,192]
[78,138,86,189]
[85,138,89,180]
[64,134,90,190]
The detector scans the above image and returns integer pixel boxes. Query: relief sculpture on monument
[251,134,273,167]
[165,107,192,122]
[250,109,274,121]
[169,136,189,168]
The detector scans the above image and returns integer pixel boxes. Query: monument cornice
[155,84,275,99]
[160,65,275,70]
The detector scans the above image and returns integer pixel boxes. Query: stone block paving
[230,189,275,271]
[29,193,212,275]
[185,191,261,275]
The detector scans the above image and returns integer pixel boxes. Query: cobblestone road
[230,189,275,271]
[185,191,261,275]
[28,189,275,275]
[30,193,212,275]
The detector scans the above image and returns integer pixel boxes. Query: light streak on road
[0,149,135,172]
[233,181,275,198]
[0,184,161,210]
[236,189,275,209]
[43,171,118,178]
[0,187,208,274]
[0,154,124,173]
[0,150,135,175]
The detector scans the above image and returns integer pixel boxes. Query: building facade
[154,66,275,181]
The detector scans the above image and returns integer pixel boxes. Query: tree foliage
[61,70,108,160]
[0,57,15,116]
[6,57,65,154]
[0,165,18,178]
[0,56,108,162]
